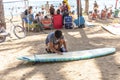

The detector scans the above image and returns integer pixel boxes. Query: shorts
[45,47,67,53]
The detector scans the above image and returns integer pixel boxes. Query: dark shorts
[45,47,66,53]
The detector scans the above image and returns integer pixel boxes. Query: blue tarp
[74,16,85,26]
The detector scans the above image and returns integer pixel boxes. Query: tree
[85,0,89,15]
[0,0,6,27]
[77,0,82,16]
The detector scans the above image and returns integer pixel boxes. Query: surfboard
[85,21,96,27]
[17,48,116,62]
[102,24,120,35]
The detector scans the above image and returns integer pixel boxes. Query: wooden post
[77,0,82,26]
[77,0,82,17]
[0,0,6,28]
[85,0,89,15]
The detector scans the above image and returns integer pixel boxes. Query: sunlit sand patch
[0,46,32,71]
[89,41,104,46]
[114,52,120,64]
[2,68,35,80]
[59,59,102,80]
[68,32,81,38]
[27,74,46,80]
[87,32,115,38]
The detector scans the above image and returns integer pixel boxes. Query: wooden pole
[77,0,82,26]
[77,0,82,17]
[85,0,89,15]
[79,0,82,16]
[0,0,6,28]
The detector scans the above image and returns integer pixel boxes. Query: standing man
[45,1,50,14]
[21,6,33,29]
[93,1,98,14]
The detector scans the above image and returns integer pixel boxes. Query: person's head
[55,30,62,39]
[38,12,41,15]
[66,11,69,16]
[50,4,54,7]
[72,11,75,14]
[28,6,33,10]
[57,9,60,14]
[62,1,66,5]
[59,3,62,6]
[44,16,48,19]
[35,13,39,17]
[28,6,33,14]
[47,1,49,4]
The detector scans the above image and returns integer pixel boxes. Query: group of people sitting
[32,9,74,32]
[89,8,113,20]
[21,0,86,32]
[88,1,119,20]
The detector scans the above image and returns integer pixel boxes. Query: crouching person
[45,30,67,54]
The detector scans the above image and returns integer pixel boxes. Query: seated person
[114,9,119,18]
[0,23,5,33]
[101,10,106,19]
[88,11,93,20]
[32,13,44,31]
[74,16,85,28]
[40,16,52,29]
[107,10,112,19]
[45,30,67,54]
[92,11,97,20]
[70,11,77,20]
[53,9,63,29]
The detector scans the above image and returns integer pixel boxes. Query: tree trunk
[0,0,6,28]
[77,0,82,16]
[85,0,89,15]
[80,0,82,16]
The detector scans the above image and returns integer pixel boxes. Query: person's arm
[63,39,67,52]
[49,42,62,54]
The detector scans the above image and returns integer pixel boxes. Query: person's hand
[56,51,63,55]
[65,49,68,52]
[64,48,68,52]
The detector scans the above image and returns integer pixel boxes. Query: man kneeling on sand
[45,30,67,54]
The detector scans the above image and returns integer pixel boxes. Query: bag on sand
[64,16,73,29]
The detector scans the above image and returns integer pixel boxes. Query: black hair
[28,6,33,10]
[44,16,48,19]
[55,30,62,39]
[57,9,60,14]
[35,13,39,17]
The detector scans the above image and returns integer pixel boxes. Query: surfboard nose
[105,47,116,54]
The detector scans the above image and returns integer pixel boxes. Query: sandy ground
[0,18,120,80]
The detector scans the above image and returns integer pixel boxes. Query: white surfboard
[17,48,116,62]
[102,25,120,35]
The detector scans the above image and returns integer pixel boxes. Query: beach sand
[0,17,120,80]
